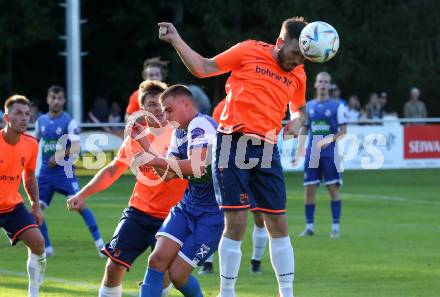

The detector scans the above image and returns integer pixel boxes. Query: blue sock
[331,200,342,223]
[305,204,315,224]
[177,275,203,297]
[139,267,164,297]
[39,221,51,248]
[80,208,101,241]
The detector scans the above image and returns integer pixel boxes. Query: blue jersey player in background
[132,85,223,297]
[35,85,104,257]
[298,72,348,238]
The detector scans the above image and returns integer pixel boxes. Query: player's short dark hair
[47,85,65,95]
[138,80,168,106]
[281,17,308,40]
[143,57,169,78]
[160,84,193,104]
[4,95,31,113]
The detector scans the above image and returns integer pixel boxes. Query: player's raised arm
[67,160,128,211]
[158,22,222,78]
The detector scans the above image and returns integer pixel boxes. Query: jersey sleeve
[67,119,80,142]
[25,140,38,171]
[213,40,252,72]
[337,103,349,125]
[166,130,181,159]
[114,138,131,169]
[187,117,217,150]
[126,90,140,115]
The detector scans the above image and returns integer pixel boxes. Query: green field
[1,169,439,297]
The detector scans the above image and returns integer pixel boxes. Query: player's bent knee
[30,234,45,255]
[147,251,169,272]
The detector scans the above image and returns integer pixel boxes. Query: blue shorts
[101,207,164,269]
[157,203,224,268]
[303,154,342,186]
[38,169,80,208]
[212,132,287,214]
[0,203,38,245]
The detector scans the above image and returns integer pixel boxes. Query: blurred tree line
[0,0,439,116]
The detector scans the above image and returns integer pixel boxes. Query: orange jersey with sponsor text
[114,126,188,219]
[125,90,140,115]
[212,98,226,123]
[213,40,306,143]
[0,131,39,213]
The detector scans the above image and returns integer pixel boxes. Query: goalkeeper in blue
[132,85,223,297]
[35,85,104,257]
[295,72,347,238]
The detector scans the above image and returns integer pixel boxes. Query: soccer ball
[299,21,339,63]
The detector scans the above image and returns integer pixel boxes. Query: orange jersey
[114,125,188,219]
[212,98,226,123]
[0,131,39,213]
[125,90,140,115]
[213,40,306,143]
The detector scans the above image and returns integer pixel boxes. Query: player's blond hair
[4,95,31,113]
[138,80,168,106]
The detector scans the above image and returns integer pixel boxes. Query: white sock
[204,254,214,263]
[219,236,242,297]
[252,225,268,261]
[161,283,173,297]
[269,236,295,297]
[27,251,46,297]
[332,223,340,231]
[306,223,314,231]
[98,284,122,297]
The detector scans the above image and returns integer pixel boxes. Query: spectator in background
[365,93,383,119]
[329,83,346,105]
[404,87,427,118]
[108,102,124,137]
[30,101,43,124]
[88,96,111,131]
[346,95,361,122]
[379,92,398,118]
[125,57,169,119]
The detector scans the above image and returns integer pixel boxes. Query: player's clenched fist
[66,195,85,211]
[158,22,180,43]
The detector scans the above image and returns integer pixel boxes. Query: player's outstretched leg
[77,205,104,255]
[265,214,295,297]
[19,228,46,297]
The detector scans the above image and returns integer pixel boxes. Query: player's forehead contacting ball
[299,21,339,63]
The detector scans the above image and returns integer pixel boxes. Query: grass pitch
[1,169,439,297]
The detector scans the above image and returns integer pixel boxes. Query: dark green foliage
[0,0,439,115]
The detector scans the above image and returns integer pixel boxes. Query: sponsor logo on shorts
[194,244,210,263]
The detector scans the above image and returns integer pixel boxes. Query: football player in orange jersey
[158,17,308,297]
[67,81,188,297]
[0,95,46,297]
